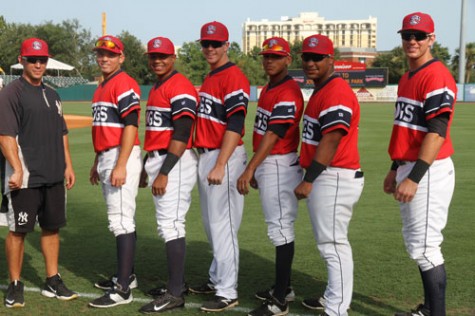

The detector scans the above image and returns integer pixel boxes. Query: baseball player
[294,35,364,316]
[138,36,198,314]
[88,35,142,308]
[384,13,456,316]
[237,37,303,316]
[0,38,78,308]
[189,21,250,313]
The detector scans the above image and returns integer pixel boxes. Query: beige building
[242,12,377,54]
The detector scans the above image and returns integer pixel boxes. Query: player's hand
[64,166,76,190]
[89,165,100,185]
[8,169,23,191]
[152,174,168,196]
[208,165,225,185]
[237,169,254,195]
[294,181,313,200]
[383,170,397,194]
[111,165,127,187]
[250,176,258,189]
[139,168,148,188]
[394,178,418,203]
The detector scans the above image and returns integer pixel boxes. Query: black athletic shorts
[7,182,66,233]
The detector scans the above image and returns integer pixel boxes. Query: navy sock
[273,242,294,303]
[420,264,446,316]
[166,238,186,297]
[116,232,136,290]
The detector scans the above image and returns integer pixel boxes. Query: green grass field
[1,102,474,316]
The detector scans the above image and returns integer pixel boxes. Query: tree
[118,31,150,85]
[175,41,208,85]
[451,42,475,83]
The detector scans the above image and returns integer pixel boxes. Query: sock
[273,242,294,303]
[116,232,136,290]
[166,237,186,297]
[419,267,430,309]
[420,264,446,316]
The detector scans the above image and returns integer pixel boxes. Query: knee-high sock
[273,242,294,303]
[420,264,446,316]
[116,232,136,290]
[166,237,186,297]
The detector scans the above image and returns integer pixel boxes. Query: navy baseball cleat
[139,292,185,313]
[4,280,25,308]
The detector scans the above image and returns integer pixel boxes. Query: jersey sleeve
[117,83,141,118]
[170,77,198,121]
[423,71,456,121]
[223,69,250,118]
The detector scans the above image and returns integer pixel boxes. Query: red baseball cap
[146,37,175,55]
[20,38,50,57]
[200,21,229,41]
[93,35,124,54]
[398,12,434,33]
[259,37,290,56]
[301,34,334,55]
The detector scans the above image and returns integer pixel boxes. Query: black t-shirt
[0,77,67,188]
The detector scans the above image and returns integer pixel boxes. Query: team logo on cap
[308,37,319,47]
[409,15,422,25]
[32,40,43,51]
[268,39,278,48]
[153,39,162,48]
[207,25,216,34]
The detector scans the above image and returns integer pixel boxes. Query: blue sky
[2,0,474,54]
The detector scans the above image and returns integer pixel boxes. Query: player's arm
[208,111,245,185]
[63,134,75,190]
[294,129,344,200]
[111,110,138,187]
[151,116,193,196]
[237,123,288,195]
[0,135,23,190]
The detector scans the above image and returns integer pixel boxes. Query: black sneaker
[188,280,216,294]
[94,273,138,290]
[394,304,430,316]
[248,296,288,316]
[302,296,325,310]
[41,274,78,301]
[89,284,133,308]
[139,292,185,313]
[255,285,295,302]
[147,283,189,298]
[200,295,238,312]
[4,280,25,308]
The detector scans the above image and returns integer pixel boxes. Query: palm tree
[451,42,475,83]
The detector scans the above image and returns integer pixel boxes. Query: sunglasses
[95,39,119,49]
[201,40,226,49]
[301,53,330,62]
[148,53,173,60]
[400,32,431,41]
[22,56,48,64]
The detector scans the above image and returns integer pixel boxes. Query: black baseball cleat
[394,303,430,316]
[41,274,78,301]
[147,283,189,298]
[200,295,238,312]
[255,285,295,302]
[188,279,216,294]
[139,292,185,313]
[248,296,289,316]
[302,296,325,310]
[89,284,132,308]
[94,273,138,290]
[4,280,25,308]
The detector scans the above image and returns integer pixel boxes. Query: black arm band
[159,152,180,176]
[143,153,149,165]
[268,123,291,138]
[407,159,430,183]
[427,113,449,138]
[303,160,327,183]
[122,110,139,127]
[172,116,193,143]
[390,161,399,171]
[226,111,245,134]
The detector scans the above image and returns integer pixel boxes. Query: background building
[242,12,377,54]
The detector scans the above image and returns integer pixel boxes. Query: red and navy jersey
[194,62,250,148]
[144,71,198,151]
[388,59,456,161]
[300,75,361,169]
[253,76,304,154]
[91,70,141,153]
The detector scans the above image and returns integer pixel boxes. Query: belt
[394,160,408,166]
[148,149,168,158]
[99,146,118,155]
[196,148,217,154]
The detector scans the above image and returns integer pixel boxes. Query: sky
[2,0,474,55]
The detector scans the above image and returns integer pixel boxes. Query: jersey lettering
[254,109,270,134]
[92,105,108,122]
[395,101,415,123]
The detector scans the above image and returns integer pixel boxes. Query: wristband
[159,153,180,176]
[303,160,326,183]
[407,159,430,183]
[390,161,399,171]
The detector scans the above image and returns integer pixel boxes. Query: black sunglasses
[201,41,226,49]
[301,53,330,63]
[22,56,48,64]
[400,32,430,41]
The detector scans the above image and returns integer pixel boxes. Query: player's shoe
[146,283,189,298]
[248,296,289,316]
[139,292,185,313]
[89,284,133,308]
[4,280,25,308]
[200,295,239,312]
[188,279,216,294]
[302,296,326,310]
[394,304,430,316]
[41,274,78,301]
[255,285,295,302]
[94,273,138,290]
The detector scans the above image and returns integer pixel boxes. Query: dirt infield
[64,115,92,129]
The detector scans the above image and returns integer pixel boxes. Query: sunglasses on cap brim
[301,53,331,62]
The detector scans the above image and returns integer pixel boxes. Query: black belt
[394,160,408,166]
[148,149,168,158]
[99,146,118,155]
[196,148,217,154]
